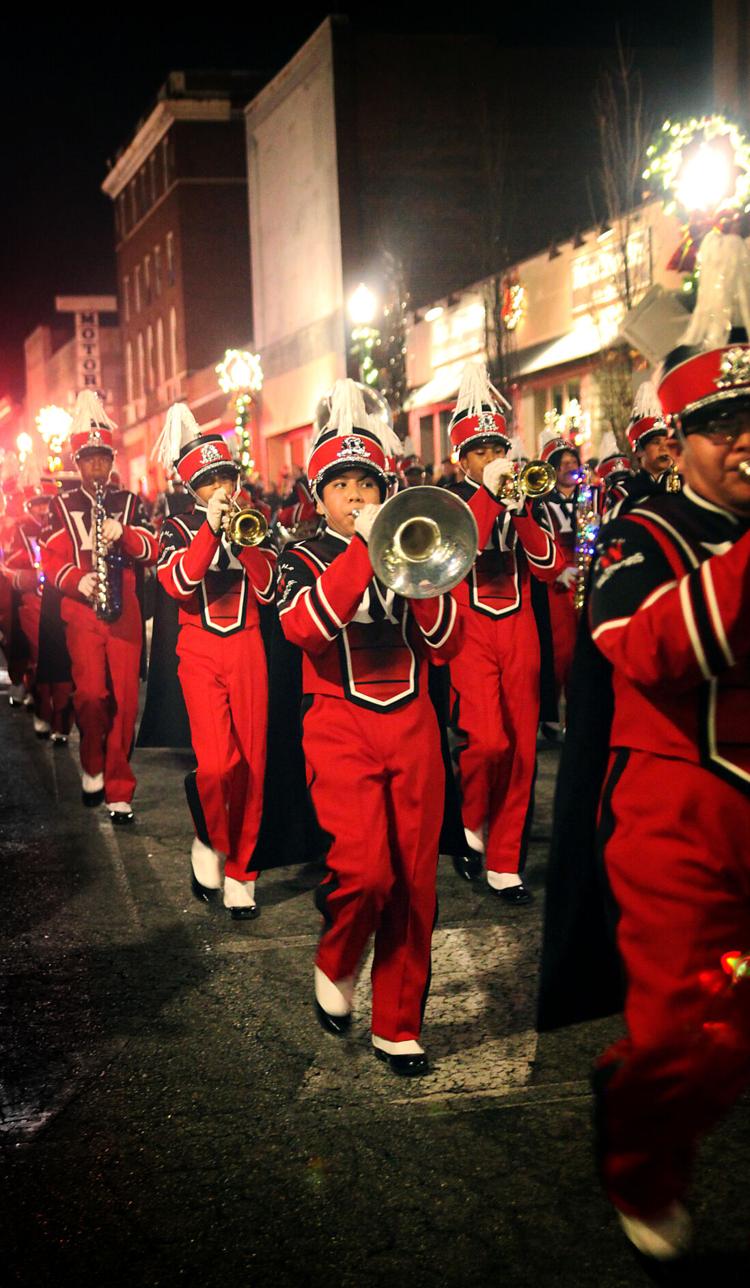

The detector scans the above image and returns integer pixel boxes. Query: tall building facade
[245,17,509,481]
[101,71,260,491]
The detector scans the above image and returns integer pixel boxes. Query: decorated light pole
[215,349,263,475]
[643,114,750,283]
[348,283,380,387]
[35,405,73,473]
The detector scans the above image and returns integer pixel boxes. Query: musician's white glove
[483,457,525,511]
[101,517,123,544]
[206,491,231,534]
[78,571,97,600]
[353,504,380,543]
[557,565,577,590]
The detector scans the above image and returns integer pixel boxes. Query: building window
[134,264,141,313]
[139,167,148,215]
[125,342,134,404]
[438,409,453,458]
[166,232,175,287]
[136,333,145,399]
[129,181,138,227]
[122,275,130,323]
[162,136,170,188]
[169,307,178,378]
[156,317,165,386]
[117,194,127,238]
[149,153,157,204]
[154,245,162,296]
[533,388,548,436]
[419,413,434,465]
[146,326,155,391]
[144,255,152,306]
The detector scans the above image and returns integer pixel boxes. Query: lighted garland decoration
[643,115,750,219]
[501,282,526,332]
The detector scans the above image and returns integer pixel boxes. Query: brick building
[101,71,262,492]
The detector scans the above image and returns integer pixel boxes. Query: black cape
[136,583,192,749]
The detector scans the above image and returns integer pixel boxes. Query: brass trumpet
[224,500,269,547]
[500,459,557,502]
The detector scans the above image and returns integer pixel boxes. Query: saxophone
[573,467,601,613]
[92,483,123,623]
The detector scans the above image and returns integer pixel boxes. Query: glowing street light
[16,432,33,463]
[36,404,73,472]
[349,283,378,326]
[674,141,737,215]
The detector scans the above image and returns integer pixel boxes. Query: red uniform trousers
[548,581,577,706]
[450,605,540,873]
[304,692,444,1044]
[62,593,142,803]
[176,623,266,883]
[597,750,750,1216]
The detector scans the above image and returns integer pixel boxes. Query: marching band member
[589,231,750,1262]
[617,380,677,501]
[448,362,564,899]
[42,392,157,821]
[154,404,276,920]
[276,379,461,1075]
[3,484,54,736]
[534,432,595,726]
[593,430,633,512]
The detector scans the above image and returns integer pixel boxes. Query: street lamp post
[348,283,380,386]
[35,405,73,473]
[215,349,263,474]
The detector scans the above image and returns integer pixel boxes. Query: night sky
[0,6,714,400]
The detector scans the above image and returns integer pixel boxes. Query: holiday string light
[721,950,750,985]
[215,350,263,474]
[35,405,73,472]
[501,282,527,332]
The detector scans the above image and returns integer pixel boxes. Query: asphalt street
[1,692,749,1288]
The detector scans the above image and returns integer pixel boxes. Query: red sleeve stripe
[173,557,199,597]
[315,579,344,629]
[254,560,275,602]
[304,588,335,640]
[627,511,699,576]
[591,615,632,642]
[278,586,308,618]
[423,594,457,648]
[700,560,735,668]
[678,577,712,680]
[309,581,340,637]
[526,533,557,568]
[129,527,152,560]
[55,563,77,591]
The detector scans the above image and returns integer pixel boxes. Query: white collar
[683,483,740,525]
[324,524,351,545]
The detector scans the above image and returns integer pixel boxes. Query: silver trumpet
[366,485,478,599]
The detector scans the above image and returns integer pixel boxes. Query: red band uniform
[42,420,157,807]
[277,414,461,1055]
[156,431,276,893]
[448,388,564,889]
[588,300,750,1247]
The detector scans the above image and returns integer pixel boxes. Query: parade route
[1,697,749,1288]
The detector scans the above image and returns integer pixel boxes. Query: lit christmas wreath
[643,115,750,272]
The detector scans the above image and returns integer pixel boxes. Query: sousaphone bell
[367,485,479,599]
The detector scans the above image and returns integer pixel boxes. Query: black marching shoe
[374,1047,429,1077]
[227,904,259,922]
[107,804,134,825]
[452,851,483,882]
[81,788,105,808]
[314,1000,352,1037]
[190,866,219,904]
[490,880,533,905]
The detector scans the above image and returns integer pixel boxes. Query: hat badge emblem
[337,435,368,458]
[200,443,222,465]
[716,347,750,389]
[90,428,102,445]
[476,412,498,433]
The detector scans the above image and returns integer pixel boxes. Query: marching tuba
[366,486,478,599]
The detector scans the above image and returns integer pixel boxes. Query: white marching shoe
[190,837,223,904]
[223,875,258,922]
[81,771,105,807]
[616,1202,692,1261]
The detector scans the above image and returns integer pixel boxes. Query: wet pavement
[1,694,749,1287]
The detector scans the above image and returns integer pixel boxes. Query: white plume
[597,430,622,460]
[324,379,369,439]
[453,360,511,419]
[681,230,750,349]
[507,434,527,461]
[631,380,663,420]
[151,403,202,471]
[538,427,563,454]
[70,390,116,437]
